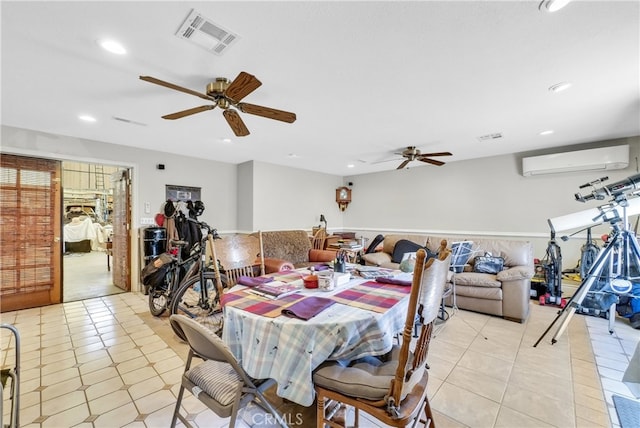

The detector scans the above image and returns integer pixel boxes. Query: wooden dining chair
[313,246,451,428]
[312,228,328,250]
[169,314,286,428]
[209,232,266,287]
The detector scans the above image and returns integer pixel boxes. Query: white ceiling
[2,1,639,176]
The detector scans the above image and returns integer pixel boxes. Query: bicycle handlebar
[186,217,221,239]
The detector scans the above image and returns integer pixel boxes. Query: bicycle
[169,219,229,332]
[144,219,227,323]
[144,239,193,317]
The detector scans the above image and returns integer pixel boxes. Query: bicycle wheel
[148,269,175,316]
[170,272,227,334]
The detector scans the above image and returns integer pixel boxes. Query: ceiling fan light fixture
[207,78,230,96]
[539,0,572,13]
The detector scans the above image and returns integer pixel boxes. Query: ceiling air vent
[175,9,240,56]
[477,133,503,142]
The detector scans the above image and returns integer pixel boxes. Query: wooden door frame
[1,151,136,309]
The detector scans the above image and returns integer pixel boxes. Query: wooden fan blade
[239,103,297,123]
[397,159,411,169]
[223,110,250,137]
[418,157,445,166]
[162,105,215,120]
[420,152,453,157]
[140,76,213,101]
[224,72,262,102]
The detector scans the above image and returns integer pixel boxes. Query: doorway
[62,161,130,302]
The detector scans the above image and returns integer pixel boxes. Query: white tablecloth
[222,279,409,406]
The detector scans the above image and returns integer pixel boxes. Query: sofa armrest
[499,266,534,322]
[361,251,392,266]
[496,266,534,282]
[309,249,337,263]
[263,257,295,274]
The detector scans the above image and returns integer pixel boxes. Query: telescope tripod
[534,223,640,347]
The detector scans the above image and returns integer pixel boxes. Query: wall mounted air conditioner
[522,145,629,176]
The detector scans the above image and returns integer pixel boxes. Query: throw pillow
[473,252,505,274]
[391,239,435,264]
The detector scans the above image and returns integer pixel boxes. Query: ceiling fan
[393,146,453,169]
[139,71,296,137]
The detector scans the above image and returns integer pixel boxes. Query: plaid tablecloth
[221,278,410,406]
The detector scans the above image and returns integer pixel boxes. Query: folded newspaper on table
[281,296,336,320]
[247,281,300,299]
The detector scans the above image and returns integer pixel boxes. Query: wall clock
[336,186,351,211]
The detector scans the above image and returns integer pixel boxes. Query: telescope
[575,173,640,202]
[548,197,640,234]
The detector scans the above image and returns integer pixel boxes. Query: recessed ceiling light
[220,138,232,144]
[78,114,97,122]
[539,130,554,136]
[549,82,572,93]
[347,164,355,168]
[539,0,572,12]
[97,39,126,55]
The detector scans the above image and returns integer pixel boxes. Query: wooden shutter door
[0,154,62,311]
[111,169,131,291]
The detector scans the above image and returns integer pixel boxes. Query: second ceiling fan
[139,71,296,137]
[394,146,453,169]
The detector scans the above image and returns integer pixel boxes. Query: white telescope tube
[548,197,640,234]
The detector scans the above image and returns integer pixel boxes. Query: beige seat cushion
[187,360,243,406]
[455,284,502,300]
[313,346,426,403]
[314,361,397,401]
[453,272,501,288]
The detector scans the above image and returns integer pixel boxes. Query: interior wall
[2,125,238,230]
[251,161,344,231]
[344,136,640,265]
[237,161,254,232]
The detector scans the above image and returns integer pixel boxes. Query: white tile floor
[1,292,639,427]
[63,250,124,302]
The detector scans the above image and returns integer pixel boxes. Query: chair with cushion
[169,314,286,428]
[313,246,451,428]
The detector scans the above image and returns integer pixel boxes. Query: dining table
[220,269,412,407]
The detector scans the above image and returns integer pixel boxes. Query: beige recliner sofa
[362,234,534,323]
